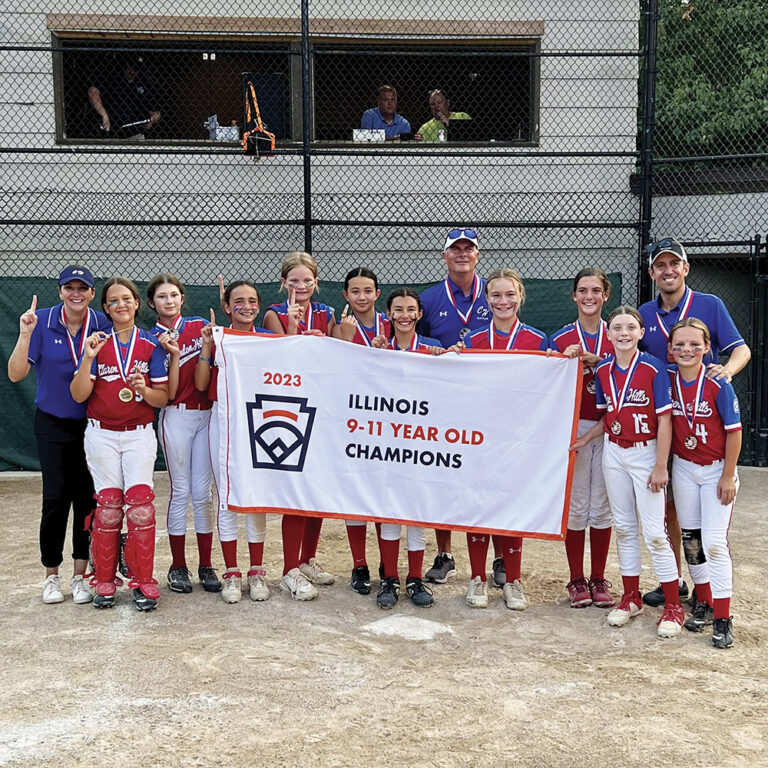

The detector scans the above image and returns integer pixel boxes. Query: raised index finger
[30,294,37,312]
[209,308,216,324]
[289,287,296,306]
[341,303,349,318]
[218,274,225,300]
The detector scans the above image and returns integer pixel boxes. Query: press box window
[55,36,291,143]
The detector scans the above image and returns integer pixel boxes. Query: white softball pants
[380,523,426,551]
[85,422,156,493]
[672,456,737,598]
[602,437,678,582]
[158,406,214,536]
[568,419,612,530]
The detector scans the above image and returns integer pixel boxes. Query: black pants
[33,409,95,568]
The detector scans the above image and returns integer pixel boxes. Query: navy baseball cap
[443,227,478,250]
[58,265,95,288]
[646,238,688,267]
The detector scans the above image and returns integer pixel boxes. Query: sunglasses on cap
[447,228,478,241]
[645,237,687,265]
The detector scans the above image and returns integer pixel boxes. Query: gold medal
[118,387,133,403]
[586,379,596,395]
[610,420,622,435]
[684,435,697,450]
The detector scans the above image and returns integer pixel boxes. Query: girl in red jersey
[195,280,272,604]
[371,288,443,609]
[147,273,221,595]
[71,277,171,612]
[549,268,615,609]
[667,318,741,648]
[572,306,684,638]
[263,252,337,596]
[334,267,391,595]
[461,269,548,611]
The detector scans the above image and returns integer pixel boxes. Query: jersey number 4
[695,423,708,444]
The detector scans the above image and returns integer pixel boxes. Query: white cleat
[221,571,242,603]
[466,575,489,608]
[280,567,319,601]
[502,579,528,611]
[247,568,270,601]
[299,557,336,585]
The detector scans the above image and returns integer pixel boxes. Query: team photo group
[7,227,749,651]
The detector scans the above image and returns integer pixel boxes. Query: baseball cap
[646,237,688,267]
[58,265,95,288]
[443,227,478,251]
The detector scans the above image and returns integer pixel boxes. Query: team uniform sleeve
[149,343,169,383]
[27,319,42,365]
[715,380,742,431]
[652,368,672,413]
[711,297,745,354]
[538,334,548,351]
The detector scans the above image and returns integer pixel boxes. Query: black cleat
[712,617,734,649]
[197,566,223,593]
[167,566,194,594]
[351,565,372,595]
[132,588,158,612]
[424,552,457,584]
[684,598,714,633]
[93,593,115,609]
[376,577,400,609]
[406,577,434,607]
[642,580,689,607]
[491,557,506,589]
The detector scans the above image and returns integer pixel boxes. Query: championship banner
[213,329,582,539]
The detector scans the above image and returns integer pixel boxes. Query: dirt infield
[1,469,767,768]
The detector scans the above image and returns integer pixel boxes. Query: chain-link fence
[1,0,767,466]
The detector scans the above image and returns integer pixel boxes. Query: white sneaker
[221,570,242,603]
[71,575,93,604]
[43,574,64,604]
[466,575,488,608]
[607,594,644,627]
[280,567,319,601]
[299,557,336,585]
[502,579,528,611]
[247,568,270,602]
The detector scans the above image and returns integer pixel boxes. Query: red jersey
[464,320,548,352]
[87,328,168,428]
[549,321,614,421]
[350,311,391,346]
[267,301,334,335]
[151,316,211,409]
[668,368,742,465]
[594,352,671,443]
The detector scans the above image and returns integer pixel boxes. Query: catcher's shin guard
[124,484,160,599]
[91,488,124,596]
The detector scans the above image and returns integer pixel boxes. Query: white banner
[213,329,582,539]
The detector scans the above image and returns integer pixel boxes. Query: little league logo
[246,395,316,472]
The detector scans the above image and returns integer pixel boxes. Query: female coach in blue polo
[7,266,112,605]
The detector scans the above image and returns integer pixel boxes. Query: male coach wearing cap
[8,266,112,605]
[638,237,751,607]
[418,227,491,583]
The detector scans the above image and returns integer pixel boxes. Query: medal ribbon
[300,303,313,333]
[156,315,183,335]
[656,287,694,340]
[112,328,139,383]
[355,313,381,347]
[674,366,706,435]
[608,350,641,415]
[444,275,481,326]
[489,318,520,350]
[392,333,419,351]
[575,320,606,367]
[61,307,91,368]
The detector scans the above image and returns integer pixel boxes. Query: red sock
[492,534,502,559]
[196,531,213,568]
[500,535,523,582]
[282,515,304,575]
[695,581,713,606]
[300,517,323,563]
[466,532,489,580]
[589,526,612,580]
[220,539,238,571]
[346,525,368,567]
[407,549,424,581]
[713,596,731,620]
[169,534,186,569]
[435,528,451,553]
[564,528,585,581]
[248,541,264,568]
[622,575,640,597]
[661,579,681,607]
[375,522,383,574]
[380,538,399,579]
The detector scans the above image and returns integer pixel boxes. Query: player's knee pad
[125,484,155,527]
[94,487,124,529]
[682,528,706,565]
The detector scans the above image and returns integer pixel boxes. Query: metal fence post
[301,0,312,254]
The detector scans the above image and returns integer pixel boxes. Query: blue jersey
[27,303,112,419]
[639,287,744,366]
[418,275,491,347]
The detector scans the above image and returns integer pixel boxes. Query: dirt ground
[1,469,767,768]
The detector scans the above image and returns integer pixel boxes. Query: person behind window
[360,85,411,140]
[414,89,470,142]
[88,56,161,140]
